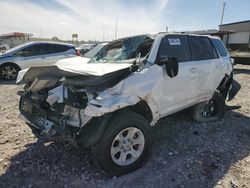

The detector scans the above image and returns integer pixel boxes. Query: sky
[0,0,249,41]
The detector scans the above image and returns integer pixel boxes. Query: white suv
[17,33,240,176]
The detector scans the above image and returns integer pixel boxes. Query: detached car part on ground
[17,34,240,176]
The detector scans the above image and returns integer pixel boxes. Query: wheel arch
[0,62,21,70]
[77,101,153,148]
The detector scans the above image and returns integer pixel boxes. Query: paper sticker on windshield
[168,38,181,45]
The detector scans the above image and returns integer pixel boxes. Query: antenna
[220,2,226,25]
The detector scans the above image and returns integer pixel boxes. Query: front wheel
[92,111,152,176]
[191,92,225,123]
[0,63,20,80]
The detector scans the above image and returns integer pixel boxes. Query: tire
[0,63,20,80]
[92,110,153,176]
[191,92,225,123]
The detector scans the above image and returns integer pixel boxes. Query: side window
[47,44,70,54]
[14,44,48,57]
[189,36,214,61]
[211,38,228,57]
[157,35,191,63]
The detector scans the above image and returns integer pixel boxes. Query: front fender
[84,69,162,125]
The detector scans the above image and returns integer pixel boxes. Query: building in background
[219,20,250,51]
[0,32,33,48]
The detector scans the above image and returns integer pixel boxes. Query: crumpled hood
[55,56,90,66]
[17,61,133,83]
[57,62,133,76]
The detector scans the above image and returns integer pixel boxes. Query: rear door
[154,35,200,116]
[45,44,76,65]
[189,36,222,96]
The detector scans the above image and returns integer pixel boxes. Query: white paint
[56,62,133,76]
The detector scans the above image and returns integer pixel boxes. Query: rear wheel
[92,111,152,176]
[191,92,225,123]
[0,63,20,80]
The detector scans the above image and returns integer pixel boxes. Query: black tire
[92,110,153,176]
[191,92,225,123]
[0,63,20,80]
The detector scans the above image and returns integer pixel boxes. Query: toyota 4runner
[17,33,240,176]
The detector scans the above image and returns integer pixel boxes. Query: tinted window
[15,44,48,57]
[189,36,214,61]
[211,38,228,57]
[157,35,191,62]
[47,44,71,54]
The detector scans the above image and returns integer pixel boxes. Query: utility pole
[102,29,105,42]
[220,2,226,25]
[115,18,118,40]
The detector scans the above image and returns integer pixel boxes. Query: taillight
[76,50,81,56]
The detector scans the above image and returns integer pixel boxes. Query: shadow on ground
[0,79,17,85]
[0,109,249,188]
[234,67,250,75]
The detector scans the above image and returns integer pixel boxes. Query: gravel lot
[0,64,249,188]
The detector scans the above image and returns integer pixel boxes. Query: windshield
[88,35,154,64]
[84,43,106,58]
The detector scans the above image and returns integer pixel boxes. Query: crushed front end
[18,80,93,146]
[16,62,139,147]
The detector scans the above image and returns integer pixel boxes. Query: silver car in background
[0,41,78,80]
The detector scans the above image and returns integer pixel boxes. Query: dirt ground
[0,64,249,188]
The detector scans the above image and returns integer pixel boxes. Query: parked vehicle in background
[0,41,78,80]
[0,42,9,52]
[76,43,97,55]
[17,33,240,176]
[55,43,107,66]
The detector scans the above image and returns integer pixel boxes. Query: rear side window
[157,35,191,62]
[47,44,71,54]
[189,36,214,61]
[211,38,228,57]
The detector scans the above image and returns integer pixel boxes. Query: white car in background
[0,41,78,80]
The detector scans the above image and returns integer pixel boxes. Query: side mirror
[159,56,179,78]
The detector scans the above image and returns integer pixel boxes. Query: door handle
[189,67,197,73]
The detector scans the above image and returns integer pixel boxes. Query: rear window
[47,44,72,54]
[157,35,191,62]
[211,38,228,57]
[189,36,214,61]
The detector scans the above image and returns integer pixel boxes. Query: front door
[154,35,201,117]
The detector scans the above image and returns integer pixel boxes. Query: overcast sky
[0,0,249,41]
